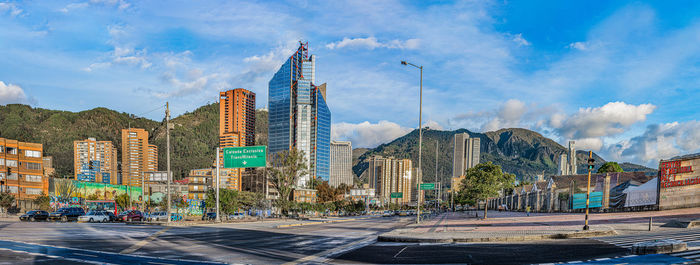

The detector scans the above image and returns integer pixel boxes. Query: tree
[456,162,515,219]
[115,193,130,211]
[205,188,240,215]
[0,192,15,216]
[316,181,342,203]
[33,192,51,211]
[597,162,623,173]
[267,149,310,216]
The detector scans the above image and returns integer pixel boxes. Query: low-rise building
[293,188,317,203]
[186,168,238,200]
[0,137,48,200]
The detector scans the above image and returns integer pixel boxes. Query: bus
[86,200,117,215]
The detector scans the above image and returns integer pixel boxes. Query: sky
[1,0,700,168]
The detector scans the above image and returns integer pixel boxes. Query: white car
[78,210,109,223]
[148,211,167,222]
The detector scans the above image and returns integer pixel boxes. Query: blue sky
[1,0,700,167]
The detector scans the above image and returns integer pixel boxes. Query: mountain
[0,103,269,180]
[352,127,657,184]
[0,104,655,184]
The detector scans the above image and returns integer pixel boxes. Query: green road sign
[223,146,267,168]
[419,183,436,190]
[390,192,403,198]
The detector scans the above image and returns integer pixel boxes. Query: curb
[276,216,373,228]
[377,229,617,243]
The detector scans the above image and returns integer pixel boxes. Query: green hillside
[353,127,656,185]
[0,104,268,180]
[0,103,655,184]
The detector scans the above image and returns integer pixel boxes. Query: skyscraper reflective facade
[268,42,331,187]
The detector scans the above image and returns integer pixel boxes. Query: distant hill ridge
[0,104,655,184]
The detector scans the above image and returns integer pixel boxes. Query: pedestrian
[526,206,531,217]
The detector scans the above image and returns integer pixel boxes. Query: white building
[329,141,353,187]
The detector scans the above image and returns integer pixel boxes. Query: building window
[25,175,42,182]
[0,146,3,153]
[24,162,41,170]
[7,186,18,193]
[0,158,3,166]
[6,147,17,155]
[24,150,41,158]
[7,173,18,180]
[5,160,17,167]
[25,188,42,195]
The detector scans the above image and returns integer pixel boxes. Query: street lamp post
[401,60,423,224]
[583,151,594,230]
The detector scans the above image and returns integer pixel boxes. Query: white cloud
[325,37,420,50]
[0,2,23,17]
[89,0,130,10]
[449,99,541,132]
[423,120,444,130]
[606,121,700,166]
[512,33,530,46]
[0,81,28,105]
[567,42,588,50]
[332,121,412,148]
[59,2,89,13]
[553,102,656,139]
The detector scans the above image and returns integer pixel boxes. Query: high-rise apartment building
[452,133,480,178]
[121,128,158,187]
[268,42,331,187]
[329,141,353,187]
[558,141,577,175]
[74,138,118,184]
[0,137,48,200]
[367,156,414,205]
[219,88,256,191]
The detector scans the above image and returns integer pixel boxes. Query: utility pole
[166,102,172,224]
[436,141,440,208]
[215,147,221,223]
[401,60,423,224]
[583,151,594,230]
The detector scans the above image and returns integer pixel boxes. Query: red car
[118,210,143,222]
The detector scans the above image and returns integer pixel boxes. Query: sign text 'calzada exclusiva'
[223,146,267,169]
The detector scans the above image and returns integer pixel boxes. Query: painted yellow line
[119,227,172,254]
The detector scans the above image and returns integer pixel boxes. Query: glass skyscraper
[268,42,331,187]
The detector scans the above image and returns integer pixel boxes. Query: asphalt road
[0,216,412,264]
[1,217,696,264]
[330,239,628,264]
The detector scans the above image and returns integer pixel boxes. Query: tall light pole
[401,60,423,224]
[583,151,594,230]
[166,102,172,224]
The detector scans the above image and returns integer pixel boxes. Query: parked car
[382,210,393,217]
[118,210,143,222]
[19,210,49,222]
[227,212,245,220]
[49,207,85,222]
[104,211,118,222]
[148,211,167,222]
[171,213,183,221]
[202,212,216,221]
[78,211,110,223]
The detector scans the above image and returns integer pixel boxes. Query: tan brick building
[0,138,48,199]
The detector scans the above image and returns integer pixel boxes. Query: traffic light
[587,158,595,170]
[89,161,94,170]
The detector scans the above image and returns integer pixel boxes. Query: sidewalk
[379,208,700,243]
